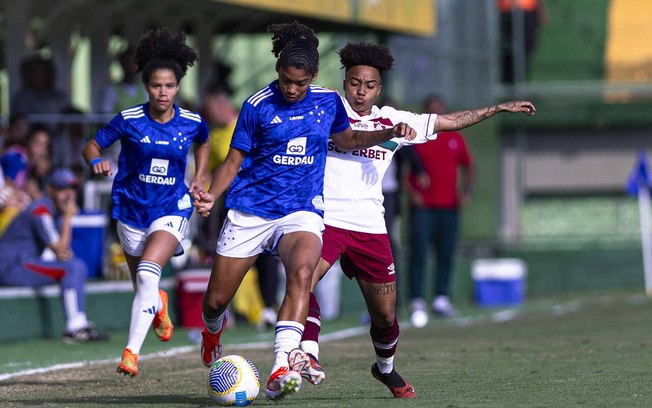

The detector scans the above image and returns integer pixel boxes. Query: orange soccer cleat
[152,289,173,342]
[117,348,139,377]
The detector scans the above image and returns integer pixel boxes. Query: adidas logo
[140,135,151,143]
[387,263,396,275]
[270,115,282,124]
[142,306,157,315]
[165,222,174,228]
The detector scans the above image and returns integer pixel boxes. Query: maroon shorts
[321,224,396,284]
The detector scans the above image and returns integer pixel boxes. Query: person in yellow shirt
[195,84,239,265]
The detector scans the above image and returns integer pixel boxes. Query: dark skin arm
[331,122,416,151]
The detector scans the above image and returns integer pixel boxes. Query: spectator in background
[0,168,108,343]
[255,254,280,329]
[498,0,548,83]
[0,166,31,235]
[2,114,30,149]
[1,125,52,200]
[196,83,238,264]
[406,94,475,325]
[101,46,148,114]
[11,55,69,166]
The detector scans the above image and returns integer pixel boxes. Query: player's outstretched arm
[435,100,536,132]
[331,122,416,151]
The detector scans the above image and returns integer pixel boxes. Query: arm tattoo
[374,282,396,295]
[452,105,500,128]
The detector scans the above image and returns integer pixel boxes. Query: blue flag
[627,151,651,196]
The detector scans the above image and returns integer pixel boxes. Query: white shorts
[217,209,324,258]
[117,216,189,257]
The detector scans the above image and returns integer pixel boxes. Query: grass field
[2,290,652,407]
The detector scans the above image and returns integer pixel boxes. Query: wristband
[90,158,102,166]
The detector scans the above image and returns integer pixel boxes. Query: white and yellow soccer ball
[208,355,260,406]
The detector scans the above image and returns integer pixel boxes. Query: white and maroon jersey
[324,98,438,233]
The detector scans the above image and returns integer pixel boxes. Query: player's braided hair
[134,28,198,84]
[267,21,319,75]
[338,42,394,75]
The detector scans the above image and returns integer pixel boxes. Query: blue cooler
[472,258,526,307]
[71,211,108,279]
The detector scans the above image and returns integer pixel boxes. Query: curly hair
[134,28,198,84]
[338,42,394,75]
[267,21,319,75]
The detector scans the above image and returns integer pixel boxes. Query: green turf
[2,290,652,407]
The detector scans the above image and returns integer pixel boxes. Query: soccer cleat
[371,363,416,399]
[410,297,429,328]
[153,289,173,342]
[117,348,139,377]
[201,328,224,367]
[63,326,109,344]
[265,366,302,401]
[288,348,325,386]
[433,295,458,318]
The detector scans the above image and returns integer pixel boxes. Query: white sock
[376,355,395,374]
[126,261,161,354]
[63,288,89,332]
[203,309,229,334]
[300,340,319,360]
[272,320,304,372]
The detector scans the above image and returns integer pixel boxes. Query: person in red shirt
[407,94,474,326]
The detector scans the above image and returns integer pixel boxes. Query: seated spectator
[0,166,30,235]
[1,125,52,200]
[0,168,108,343]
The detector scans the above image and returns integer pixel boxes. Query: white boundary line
[0,326,370,382]
[2,294,645,382]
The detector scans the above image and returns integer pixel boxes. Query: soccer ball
[208,355,260,406]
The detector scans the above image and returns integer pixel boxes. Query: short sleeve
[195,119,209,144]
[230,102,258,153]
[95,114,126,149]
[330,94,350,134]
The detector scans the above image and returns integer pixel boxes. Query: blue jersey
[226,81,349,219]
[95,104,209,228]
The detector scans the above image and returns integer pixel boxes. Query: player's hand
[499,101,536,116]
[391,122,416,140]
[188,175,204,196]
[193,190,216,218]
[91,159,113,177]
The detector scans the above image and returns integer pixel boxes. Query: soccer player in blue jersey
[82,28,210,377]
[192,21,416,401]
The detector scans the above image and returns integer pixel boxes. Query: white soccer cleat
[289,348,325,385]
[409,298,429,328]
[433,295,458,318]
